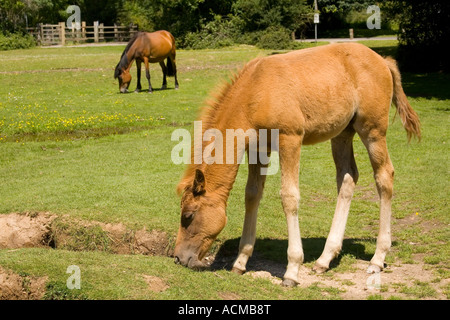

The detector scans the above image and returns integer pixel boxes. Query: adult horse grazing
[114,30,179,93]
[173,43,421,287]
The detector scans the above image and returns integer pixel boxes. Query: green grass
[0,42,448,300]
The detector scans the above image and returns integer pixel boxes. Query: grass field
[0,41,448,300]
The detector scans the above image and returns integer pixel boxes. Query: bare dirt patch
[0,266,47,300]
[142,275,169,293]
[0,212,56,249]
[242,256,448,299]
[212,241,447,300]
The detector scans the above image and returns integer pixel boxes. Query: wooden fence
[27,22,138,46]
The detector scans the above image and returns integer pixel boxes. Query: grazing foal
[173,43,421,286]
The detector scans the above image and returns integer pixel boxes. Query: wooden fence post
[82,21,86,40]
[59,22,65,45]
[100,23,104,41]
[114,23,118,41]
[94,21,99,43]
[38,23,43,45]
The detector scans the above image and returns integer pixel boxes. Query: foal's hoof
[312,263,328,274]
[366,264,383,274]
[134,89,140,93]
[282,278,298,287]
[231,267,245,275]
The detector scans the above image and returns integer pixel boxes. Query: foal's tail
[385,57,421,142]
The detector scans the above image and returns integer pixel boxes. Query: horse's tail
[385,57,421,142]
[166,55,176,77]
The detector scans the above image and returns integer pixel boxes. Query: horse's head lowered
[174,169,227,270]
[114,68,131,93]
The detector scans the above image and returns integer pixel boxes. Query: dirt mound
[0,212,174,256]
[0,266,47,300]
[49,217,173,256]
[0,212,174,300]
[0,212,55,249]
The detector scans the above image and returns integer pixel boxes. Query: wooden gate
[27,22,138,46]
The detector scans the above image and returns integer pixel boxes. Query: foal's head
[174,169,227,270]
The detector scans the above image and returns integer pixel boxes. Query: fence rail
[27,22,138,46]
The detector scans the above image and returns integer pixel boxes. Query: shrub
[182,15,242,49]
[384,0,450,72]
[0,33,36,51]
[256,26,297,50]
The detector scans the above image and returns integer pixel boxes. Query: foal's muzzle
[174,251,207,270]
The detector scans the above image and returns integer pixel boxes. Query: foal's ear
[193,169,206,196]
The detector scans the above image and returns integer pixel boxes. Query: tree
[384,0,450,71]
[0,0,123,32]
[232,0,311,33]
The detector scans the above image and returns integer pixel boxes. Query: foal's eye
[183,211,195,220]
[181,211,195,227]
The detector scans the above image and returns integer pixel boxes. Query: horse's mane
[114,32,143,78]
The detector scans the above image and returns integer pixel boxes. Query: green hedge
[0,33,36,51]
[182,16,300,50]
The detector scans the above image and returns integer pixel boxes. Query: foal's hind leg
[314,128,359,273]
[232,160,267,275]
[360,132,394,273]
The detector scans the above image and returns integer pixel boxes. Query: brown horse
[173,43,421,287]
[114,30,179,93]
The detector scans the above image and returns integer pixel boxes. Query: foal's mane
[176,57,262,195]
[114,32,142,79]
[200,57,261,132]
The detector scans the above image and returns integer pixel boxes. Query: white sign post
[313,0,319,43]
[314,13,319,43]
[314,13,320,24]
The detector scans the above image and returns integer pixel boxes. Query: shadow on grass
[369,45,398,58]
[117,87,178,94]
[402,72,450,101]
[360,45,449,101]
[211,237,378,277]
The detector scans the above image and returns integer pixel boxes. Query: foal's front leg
[232,161,267,274]
[279,134,304,287]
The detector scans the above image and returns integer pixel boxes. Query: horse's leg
[360,131,394,273]
[159,61,167,90]
[313,127,359,273]
[231,159,267,275]
[135,59,142,93]
[170,54,179,89]
[144,57,152,93]
[278,134,303,287]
